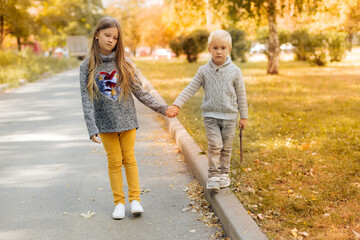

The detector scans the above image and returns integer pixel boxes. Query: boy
[167,29,248,191]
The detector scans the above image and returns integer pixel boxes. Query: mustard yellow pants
[100,129,140,205]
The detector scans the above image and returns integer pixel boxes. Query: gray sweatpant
[203,117,237,178]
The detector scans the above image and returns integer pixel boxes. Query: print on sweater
[96,70,121,101]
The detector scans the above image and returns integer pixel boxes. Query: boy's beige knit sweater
[173,57,248,120]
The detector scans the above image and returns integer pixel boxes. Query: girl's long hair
[87,17,139,101]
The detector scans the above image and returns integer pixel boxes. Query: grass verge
[0,49,80,87]
[135,51,360,240]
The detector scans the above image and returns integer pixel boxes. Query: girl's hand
[91,134,101,144]
[239,118,247,129]
[166,106,180,118]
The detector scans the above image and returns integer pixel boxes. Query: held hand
[90,134,101,144]
[166,106,180,118]
[239,118,247,130]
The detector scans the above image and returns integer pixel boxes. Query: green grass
[135,51,360,240]
[0,49,80,86]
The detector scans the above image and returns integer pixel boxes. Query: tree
[343,0,360,51]
[37,0,103,47]
[214,0,323,74]
[136,3,177,52]
[0,0,34,50]
[173,29,209,62]
[227,28,250,62]
[106,0,142,55]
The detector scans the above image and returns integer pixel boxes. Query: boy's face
[208,38,232,66]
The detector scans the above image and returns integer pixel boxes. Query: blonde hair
[208,30,232,47]
[87,17,139,102]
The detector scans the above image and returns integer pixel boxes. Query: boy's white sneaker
[219,174,230,188]
[206,177,220,191]
[112,203,125,220]
[130,200,144,215]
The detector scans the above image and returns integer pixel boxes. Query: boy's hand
[239,118,247,129]
[166,105,180,118]
[91,134,101,144]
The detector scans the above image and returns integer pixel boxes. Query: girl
[79,17,172,219]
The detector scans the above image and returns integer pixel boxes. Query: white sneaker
[206,177,220,191]
[130,200,144,215]
[219,174,230,188]
[112,203,125,220]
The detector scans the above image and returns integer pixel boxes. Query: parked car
[249,42,267,54]
[152,49,175,60]
[280,43,295,53]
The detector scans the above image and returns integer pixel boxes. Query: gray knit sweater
[79,52,168,138]
[173,57,248,120]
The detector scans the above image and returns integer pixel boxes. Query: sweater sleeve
[234,69,248,119]
[131,73,169,116]
[173,68,204,108]
[79,62,99,138]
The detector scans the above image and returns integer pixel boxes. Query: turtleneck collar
[208,56,232,71]
[99,51,115,62]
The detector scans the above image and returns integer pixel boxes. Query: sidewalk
[0,68,218,240]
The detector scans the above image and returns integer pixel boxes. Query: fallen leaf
[299,231,309,237]
[141,188,151,194]
[80,211,95,218]
[182,207,191,212]
[353,230,360,240]
[301,143,310,151]
[256,213,264,221]
[291,228,298,238]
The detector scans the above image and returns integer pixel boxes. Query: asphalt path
[0,68,215,240]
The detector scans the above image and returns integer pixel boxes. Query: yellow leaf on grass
[301,143,310,151]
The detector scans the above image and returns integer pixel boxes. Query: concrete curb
[137,69,268,240]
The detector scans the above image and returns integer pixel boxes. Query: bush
[327,31,348,62]
[0,48,79,85]
[291,29,348,65]
[183,29,209,63]
[169,35,184,57]
[227,28,251,63]
[169,30,209,63]
[290,29,312,61]
[307,33,329,66]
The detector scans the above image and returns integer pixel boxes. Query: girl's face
[208,38,232,66]
[96,27,118,55]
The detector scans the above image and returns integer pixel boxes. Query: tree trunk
[17,36,21,51]
[205,0,212,31]
[267,0,280,75]
[0,15,3,49]
[348,32,353,52]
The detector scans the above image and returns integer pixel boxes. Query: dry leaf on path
[80,211,95,218]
